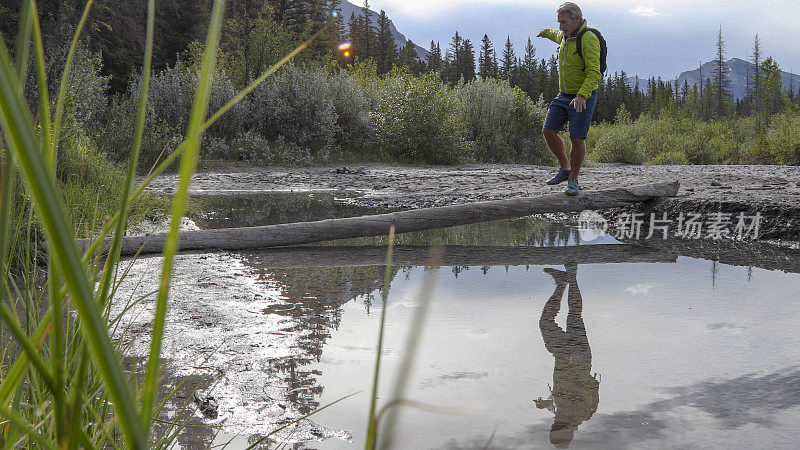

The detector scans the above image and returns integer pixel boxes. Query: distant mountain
[340,1,430,62]
[627,58,799,99]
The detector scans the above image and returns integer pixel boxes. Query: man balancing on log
[538,2,605,196]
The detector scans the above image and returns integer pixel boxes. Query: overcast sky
[360,0,800,79]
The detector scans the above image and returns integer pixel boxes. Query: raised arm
[538,28,563,44]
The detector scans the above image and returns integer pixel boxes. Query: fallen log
[234,244,677,269]
[80,181,679,256]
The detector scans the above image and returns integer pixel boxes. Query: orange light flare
[338,42,353,59]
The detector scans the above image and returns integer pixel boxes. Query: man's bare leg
[569,138,586,178]
[543,129,570,169]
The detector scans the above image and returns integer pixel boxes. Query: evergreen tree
[359,0,375,59]
[399,39,423,74]
[713,25,731,117]
[478,34,496,80]
[347,12,363,60]
[446,31,463,84]
[326,0,345,50]
[522,37,537,95]
[748,34,764,131]
[545,55,559,100]
[375,10,396,74]
[427,40,442,74]
[500,35,515,81]
[459,38,476,81]
[761,57,784,114]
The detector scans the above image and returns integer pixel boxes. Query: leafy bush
[589,115,759,165]
[371,70,467,164]
[241,63,338,160]
[457,80,548,163]
[759,113,800,165]
[23,28,110,129]
[508,86,550,163]
[326,68,373,158]
[459,79,514,161]
[588,120,649,164]
[56,108,168,235]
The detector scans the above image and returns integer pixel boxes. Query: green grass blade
[49,0,94,172]
[13,0,33,83]
[0,33,147,450]
[49,264,68,445]
[0,405,58,450]
[30,1,53,159]
[377,247,443,449]
[0,137,15,295]
[96,0,155,310]
[365,225,396,450]
[66,347,90,450]
[139,0,227,433]
[0,303,56,391]
[0,308,52,406]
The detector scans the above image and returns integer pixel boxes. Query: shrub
[56,107,168,235]
[760,113,800,165]
[508,86,549,163]
[371,70,467,164]
[326,68,373,158]
[459,79,514,161]
[24,27,110,129]
[589,120,649,164]
[241,63,338,160]
[457,80,548,163]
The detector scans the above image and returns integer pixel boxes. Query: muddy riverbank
[111,171,800,448]
[148,163,800,241]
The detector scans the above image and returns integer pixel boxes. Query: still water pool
[117,193,800,449]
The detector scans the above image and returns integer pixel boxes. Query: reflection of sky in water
[150,191,800,448]
[304,258,800,449]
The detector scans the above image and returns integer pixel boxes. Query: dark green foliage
[478,34,496,80]
[398,39,423,74]
[459,79,549,163]
[6,1,800,170]
[500,36,515,81]
[374,10,395,75]
[221,4,294,89]
[444,31,462,84]
[427,40,442,74]
[372,70,467,164]
[459,39,476,81]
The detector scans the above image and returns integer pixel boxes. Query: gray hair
[557,2,582,20]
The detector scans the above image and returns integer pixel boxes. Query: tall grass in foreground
[0,0,335,447]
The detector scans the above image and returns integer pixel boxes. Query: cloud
[624,283,655,295]
[629,5,660,17]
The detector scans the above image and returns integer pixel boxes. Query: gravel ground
[148,163,800,240]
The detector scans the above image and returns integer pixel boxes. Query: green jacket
[540,20,602,99]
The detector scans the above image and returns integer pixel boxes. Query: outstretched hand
[536,31,543,37]
[570,95,587,113]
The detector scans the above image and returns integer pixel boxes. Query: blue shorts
[542,91,598,139]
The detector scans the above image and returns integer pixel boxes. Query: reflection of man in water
[535,265,599,447]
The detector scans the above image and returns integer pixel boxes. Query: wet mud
[112,167,800,448]
[148,164,800,240]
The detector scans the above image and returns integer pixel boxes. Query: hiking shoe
[565,177,580,196]
[546,168,571,185]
